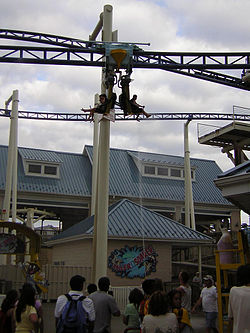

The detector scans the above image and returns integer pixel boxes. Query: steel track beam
[0,108,249,121]
[1,29,250,90]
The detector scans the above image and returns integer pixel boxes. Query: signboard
[0,233,25,254]
[108,245,158,278]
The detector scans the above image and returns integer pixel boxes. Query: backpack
[56,294,87,333]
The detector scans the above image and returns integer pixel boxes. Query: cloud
[0,0,249,180]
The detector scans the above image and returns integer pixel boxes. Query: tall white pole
[184,122,190,228]
[11,90,19,222]
[91,96,100,215]
[2,90,19,221]
[94,4,113,282]
[184,121,196,230]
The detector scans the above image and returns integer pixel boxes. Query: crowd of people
[0,264,249,333]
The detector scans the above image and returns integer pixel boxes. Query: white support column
[91,95,100,216]
[184,121,190,228]
[94,4,113,282]
[184,121,196,230]
[2,90,19,222]
[11,90,19,223]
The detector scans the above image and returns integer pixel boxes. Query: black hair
[237,264,250,286]
[180,271,189,284]
[98,277,110,292]
[141,279,155,296]
[16,287,36,322]
[1,289,18,313]
[70,275,85,291]
[128,288,144,309]
[148,291,170,316]
[87,283,97,294]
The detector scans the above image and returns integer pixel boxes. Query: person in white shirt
[228,264,250,333]
[55,275,95,332]
[141,290,178,333]
[192,275,218,333]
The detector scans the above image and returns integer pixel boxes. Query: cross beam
[1,29,250,90]
[0,108,249,121]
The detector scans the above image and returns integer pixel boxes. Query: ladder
[215,231,246,333]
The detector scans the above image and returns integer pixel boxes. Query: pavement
[43,302,207,333]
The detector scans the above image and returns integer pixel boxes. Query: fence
[0,264,91,300]
[0,264,136,312]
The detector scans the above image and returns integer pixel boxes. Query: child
[139,279,156,320]
[123,288,144,333]
[168,289,192,333]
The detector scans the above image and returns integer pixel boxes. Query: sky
[0,0,249,223]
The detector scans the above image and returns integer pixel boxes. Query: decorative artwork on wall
[0,233,25,254]
[108,245,158,278]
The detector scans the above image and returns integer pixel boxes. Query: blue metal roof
[217,160,250,178]
[0,145,92,196]
[49,199,213,243]
[0,144,230,205]
[19,147,62,163]
[85,145,230,205]
[128,151,185,166]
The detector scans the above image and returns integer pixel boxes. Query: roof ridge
[18,146,83,156]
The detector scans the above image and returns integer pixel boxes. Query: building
[0,144,240,233]
[46,199,213,286]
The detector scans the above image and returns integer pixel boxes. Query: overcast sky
[0,0,249,223]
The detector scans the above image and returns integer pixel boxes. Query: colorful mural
[108,245,158,278]
[0,233,25,254]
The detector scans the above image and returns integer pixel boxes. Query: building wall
[107,240,172,287]
[52,239,92,266]
[51,238,172,287]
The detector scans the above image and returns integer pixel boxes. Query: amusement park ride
[0,6,249,321]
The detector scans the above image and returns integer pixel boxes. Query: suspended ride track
[0,29,250,122]
[1,29,250,91]
[0,108,249,122]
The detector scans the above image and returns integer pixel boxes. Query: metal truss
[0,108,249,122]
[1,29,250,90]
[0,29,95,48]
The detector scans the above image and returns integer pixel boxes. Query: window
[142,163,195,180]
[170,168,181,177]
[158,167,168,176]
[44,165,57,175]
[144,166,155,175]
[25,161,59,178]
[28,164,42,174]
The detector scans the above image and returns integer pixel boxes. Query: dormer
[19,148,62,179]
[128,151,196,181]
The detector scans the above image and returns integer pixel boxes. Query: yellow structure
[215,231,248,332]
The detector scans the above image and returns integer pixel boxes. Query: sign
[108,245,158,278]
[0,233,25,254]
